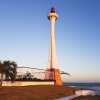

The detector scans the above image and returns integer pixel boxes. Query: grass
[0,85,77,100]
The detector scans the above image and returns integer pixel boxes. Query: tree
[0,60,17,86]
[0,61,4,86]
[3,61,17,82]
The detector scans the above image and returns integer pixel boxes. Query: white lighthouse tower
[45,7,63,85]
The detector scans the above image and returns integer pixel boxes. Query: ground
[0,85,77,100]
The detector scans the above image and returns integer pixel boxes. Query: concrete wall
[2,81,54,86]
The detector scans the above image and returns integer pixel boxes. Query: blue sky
[0,0,100,82]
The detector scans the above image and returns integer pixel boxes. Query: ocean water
[64,83,100,91]
[64,83,100,87]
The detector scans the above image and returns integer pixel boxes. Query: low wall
[2,81,54,86]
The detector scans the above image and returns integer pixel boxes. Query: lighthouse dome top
[48,7,58,20]
[51,7,55,13]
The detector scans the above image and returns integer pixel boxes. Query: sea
[64,83,100,91]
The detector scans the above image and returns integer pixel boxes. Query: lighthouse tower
[45,7,63,85]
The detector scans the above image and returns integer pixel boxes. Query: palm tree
[0,60,17,86]
[3,61,17,82]
[0,61,4,86]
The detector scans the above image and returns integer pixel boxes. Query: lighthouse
[45,7,63,85]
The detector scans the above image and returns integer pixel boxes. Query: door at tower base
[45,68,63,85]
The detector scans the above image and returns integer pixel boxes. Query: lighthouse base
[45,68,63,85]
